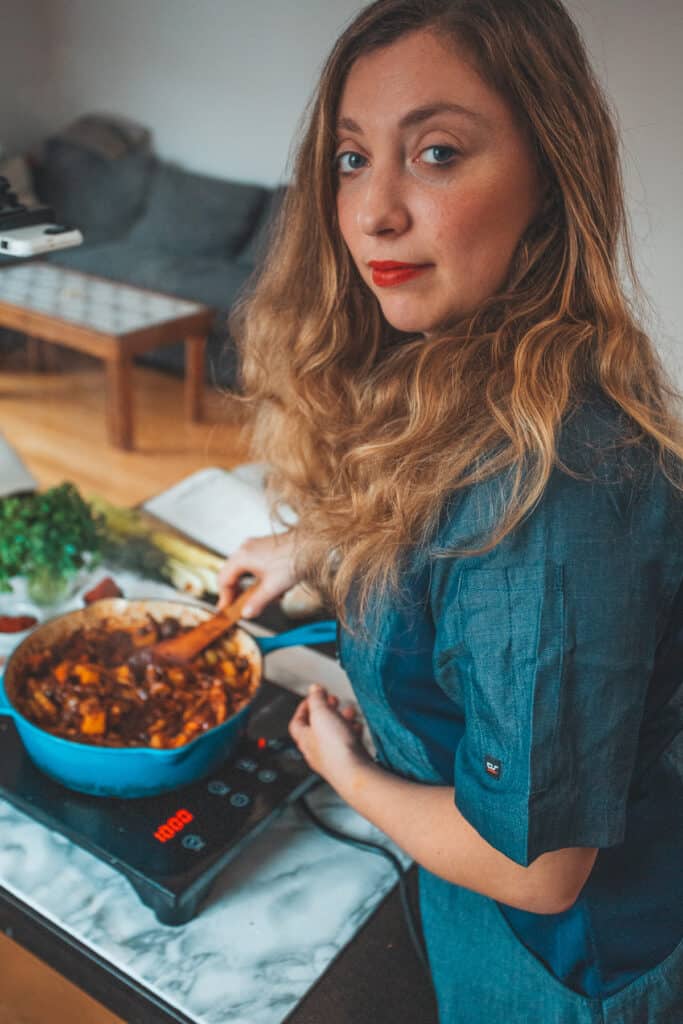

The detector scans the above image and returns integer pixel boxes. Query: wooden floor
[0,934,124,1024]
[0,345,251,504]
[0,343,252,1023]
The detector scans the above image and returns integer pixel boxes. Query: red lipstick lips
[368,261,432,287]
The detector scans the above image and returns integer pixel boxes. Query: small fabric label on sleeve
[484,755,502,779]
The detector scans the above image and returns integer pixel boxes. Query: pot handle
[255,620,337,655]
[0,675,17,719]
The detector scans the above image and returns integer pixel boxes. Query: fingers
[342,704,363,735]
[308,686,361,726]
[289,687,365,759]
[217,554,254,610]
[217,533,299,615]
[230,581,272,618]
[288,696,310,743]
[217,562,273,617]
[306,684,330,711]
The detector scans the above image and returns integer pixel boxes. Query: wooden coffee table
[0,262,214,449]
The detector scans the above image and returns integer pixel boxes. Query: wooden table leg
[25,336,44,372]
[185,334,206,423]
[42,342,62,373]
[105,353,134,449]
[25,337,62,373]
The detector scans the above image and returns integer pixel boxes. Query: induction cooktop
[0,680,317,925]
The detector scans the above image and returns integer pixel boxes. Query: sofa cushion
[160,257,254,309]
[34,139,154,244]
[47,239,164,285]
[48,243,253,313]
[128,161,268,258]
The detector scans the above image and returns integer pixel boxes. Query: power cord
[296,782,431,976]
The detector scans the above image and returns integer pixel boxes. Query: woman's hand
[217,531,300,617]
[288,684,371,791]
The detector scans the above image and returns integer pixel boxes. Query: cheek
[431,187,497,246]
[430,183,531,275]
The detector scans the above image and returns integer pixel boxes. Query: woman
[219,1,683,1020]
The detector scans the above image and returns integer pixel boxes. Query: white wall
[1,0,680,383]
[38,0,367,185]
[566,0,683,384]
[0,0,52,156]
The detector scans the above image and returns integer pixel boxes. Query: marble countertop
[0,570,409,1023]
[0,785,409,1024]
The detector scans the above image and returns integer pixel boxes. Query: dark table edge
[0,883,194,1023]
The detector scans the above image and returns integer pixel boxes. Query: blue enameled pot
[0,598,335,798]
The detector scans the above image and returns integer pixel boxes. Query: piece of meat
[83,577,124,604]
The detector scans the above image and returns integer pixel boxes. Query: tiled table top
[0,263,205,334]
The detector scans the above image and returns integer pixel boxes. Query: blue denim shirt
[338,394,683,1000]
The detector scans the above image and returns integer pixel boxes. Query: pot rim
[2,597,265,759]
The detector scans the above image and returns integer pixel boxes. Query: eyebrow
[336,102,487,135]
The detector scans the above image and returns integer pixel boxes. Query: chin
[376,292,458,336]
[379,306,442,335]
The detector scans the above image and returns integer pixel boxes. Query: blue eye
[336,151,367,175]
[421,145,459,166]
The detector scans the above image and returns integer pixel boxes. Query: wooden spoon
[137,582,260,666]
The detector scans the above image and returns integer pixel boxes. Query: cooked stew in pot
[14,615,256,749]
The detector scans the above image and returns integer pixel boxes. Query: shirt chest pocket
[451,563,565,795]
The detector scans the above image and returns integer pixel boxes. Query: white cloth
[0,433,36,497]
[143,465,296,556]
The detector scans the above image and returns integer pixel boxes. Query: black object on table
[0,629,438,1022]
[0,542,439,1020]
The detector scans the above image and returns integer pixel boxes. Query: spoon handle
[152,582,260,663]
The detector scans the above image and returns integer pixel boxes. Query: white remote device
[0,223,84,256]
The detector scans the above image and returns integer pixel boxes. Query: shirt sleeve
[430,465,681,867]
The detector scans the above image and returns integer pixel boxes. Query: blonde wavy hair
[230,0,683,623]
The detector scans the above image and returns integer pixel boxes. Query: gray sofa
[6,122,285,388]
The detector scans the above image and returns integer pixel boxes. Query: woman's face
[335,29,543,334]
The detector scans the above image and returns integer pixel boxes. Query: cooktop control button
[257,769,277,784]
[207,780,231,796]
[230,792,250,808]
[182,834,206,852]
[236,758,258,773]
[283,747,304,761]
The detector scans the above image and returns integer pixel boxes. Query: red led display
[154,807,194,843]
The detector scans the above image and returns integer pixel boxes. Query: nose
[357,167,411,237]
